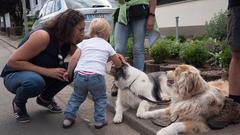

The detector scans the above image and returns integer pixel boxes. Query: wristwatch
[149,12,155,17]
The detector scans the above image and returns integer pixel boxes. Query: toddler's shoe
[95,119,108,129]
[63,117,75,128]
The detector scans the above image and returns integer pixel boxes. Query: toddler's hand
[118,54,127,64]
[63,72,70,82]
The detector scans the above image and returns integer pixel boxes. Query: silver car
[32,0,116,32]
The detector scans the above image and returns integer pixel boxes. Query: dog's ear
[114,64,129,80]
[190,71,208,95]
[176,70,198,98]
[187,71,199,95]
[121,63,129,79]
[176,71,190,97]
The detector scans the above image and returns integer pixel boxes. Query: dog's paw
[113,114,123,123]
[136,110,148,119]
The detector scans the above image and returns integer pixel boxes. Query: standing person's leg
[228,6,240,102]
[111,22,130,97]
[131,19,146,71]
[89,74,107,129]
[229,52,240,99]
[3,71,46,122]
[208,6,240,129]
[114,22,130,56]
[63,73,88,128]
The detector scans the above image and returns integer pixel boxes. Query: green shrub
[164,34,186,43]
[207,51,222,67]
[149,40,170,64]
[192,35,208,41]
[201,38,223,53]
[168,42,182,58]
[219,47,231,68]
[203,39,229,68]
[178,34,186,43]
[165,35,175,41]
[179,41,209,67]
[127,37,133,59]
[205,10,227,41]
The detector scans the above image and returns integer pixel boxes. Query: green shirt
[117,0,149,25]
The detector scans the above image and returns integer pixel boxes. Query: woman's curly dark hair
[42,9,84,45]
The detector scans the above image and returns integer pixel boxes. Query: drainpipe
[176,16,179,43]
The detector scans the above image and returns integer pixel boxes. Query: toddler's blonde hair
[88,18,111,39]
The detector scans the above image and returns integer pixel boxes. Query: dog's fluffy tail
[208,79,229,97]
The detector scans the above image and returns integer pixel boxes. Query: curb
[107,95,160,135]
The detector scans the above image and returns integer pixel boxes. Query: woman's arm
[7,30,67,80]
[7,30,50,75]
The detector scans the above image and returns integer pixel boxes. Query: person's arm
[7,30,50,75]
[146,0,157,32]
[109,53,123,68]
[7,30,67,81]
[64,48,81,80]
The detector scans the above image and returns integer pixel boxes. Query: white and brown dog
[110,63,171,123]
[141,64,228,135]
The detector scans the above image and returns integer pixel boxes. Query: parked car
[32,0,116,34]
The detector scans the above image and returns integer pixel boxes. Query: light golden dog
[141,64,228,135]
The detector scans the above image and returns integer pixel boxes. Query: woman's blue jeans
[3,71,69,106]
[64,72,107,124]
[114,19,146,71]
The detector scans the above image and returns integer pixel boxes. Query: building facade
[156,0,228,37]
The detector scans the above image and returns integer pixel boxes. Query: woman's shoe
[63,118,75,128]
[12,100,30,123]
[36,96,62,113]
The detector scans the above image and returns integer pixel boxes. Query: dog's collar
[124,72,141,90]
[128,75,139,89]
[126,73,170,105]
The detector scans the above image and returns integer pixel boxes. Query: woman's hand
[46,68,67,81]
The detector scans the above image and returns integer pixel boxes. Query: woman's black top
[0,28,70,78]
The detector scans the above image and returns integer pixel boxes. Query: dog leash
[138,95,170,105]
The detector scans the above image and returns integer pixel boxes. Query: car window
[45,0,55,15]
[54,0,62,11]
[65,0,111,9]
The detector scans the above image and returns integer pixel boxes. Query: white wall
[155,0,228,28]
